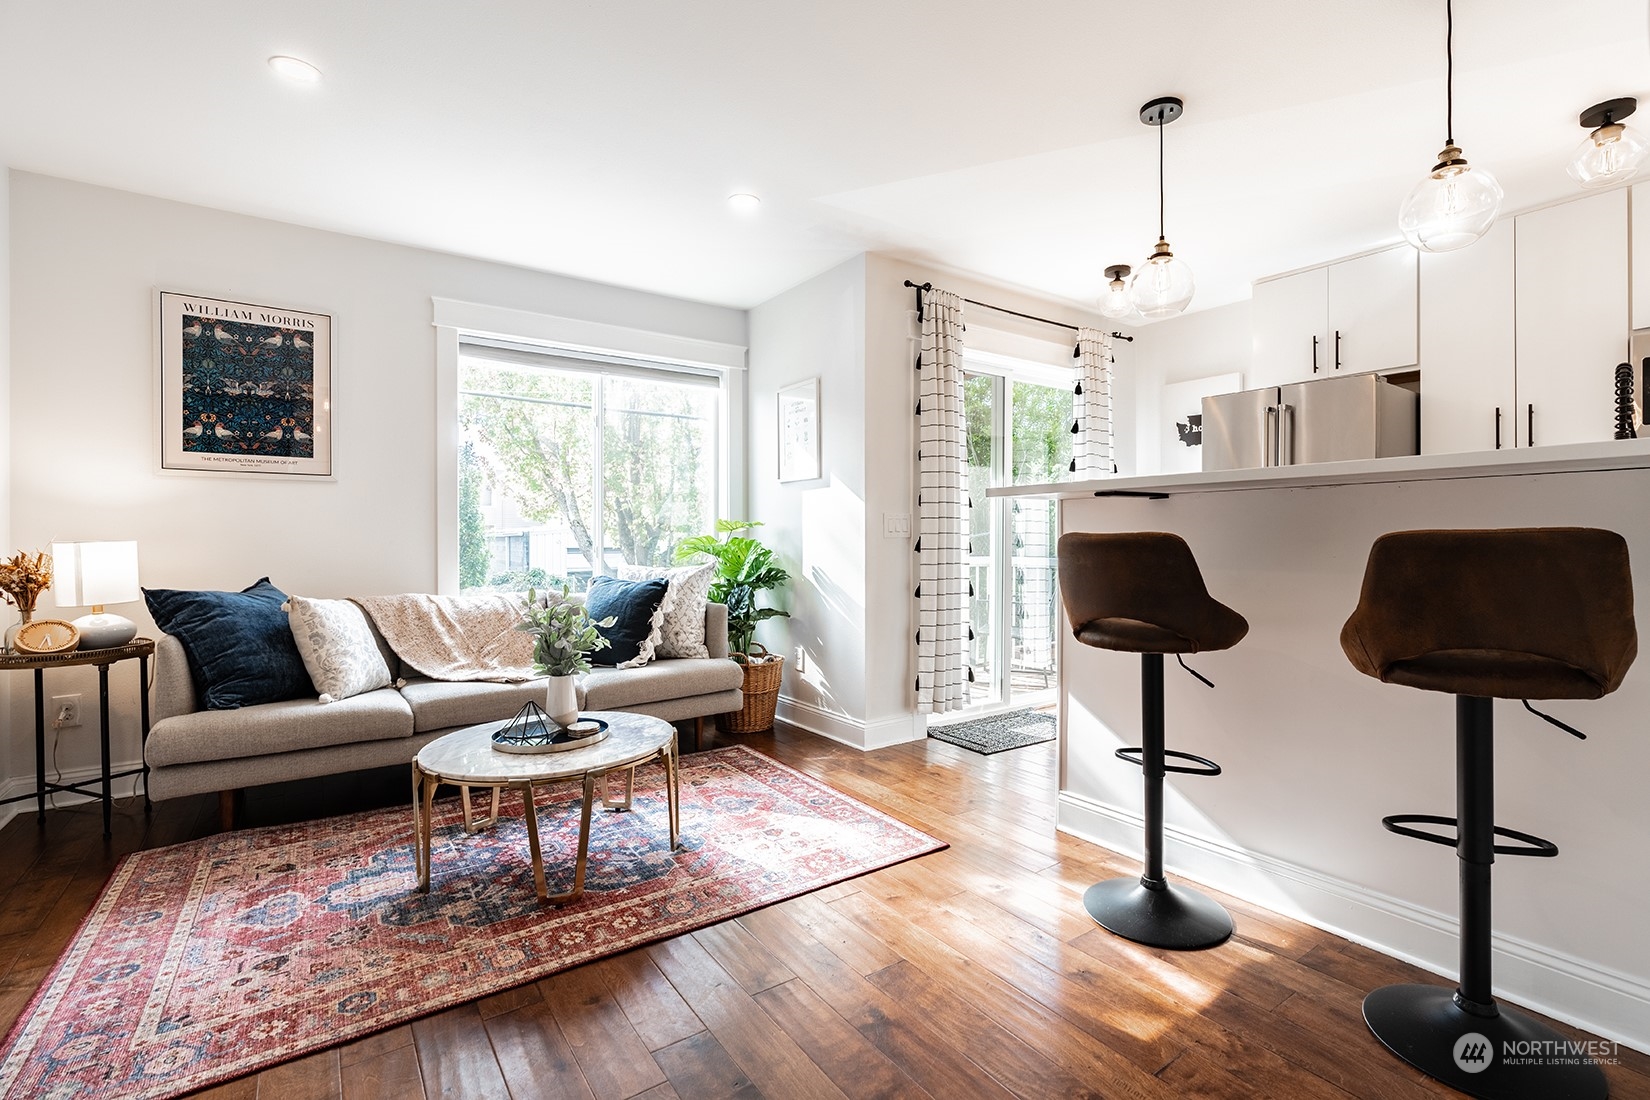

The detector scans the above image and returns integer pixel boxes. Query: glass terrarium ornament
[492,701,609,754]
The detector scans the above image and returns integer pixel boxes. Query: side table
[0,638,155,839]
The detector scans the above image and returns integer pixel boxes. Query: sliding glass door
[963,358,1071,711]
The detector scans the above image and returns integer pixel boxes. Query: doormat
[0,745,944,1100]
[928,708,1057,754]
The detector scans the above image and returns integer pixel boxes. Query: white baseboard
[777,696,925,750]
[0,759,147,832]
[1057,791,1650,1055]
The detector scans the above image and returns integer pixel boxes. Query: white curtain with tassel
[913,287,971,713]
[1070,327,1115,478]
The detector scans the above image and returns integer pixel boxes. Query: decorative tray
[492,704,611,755]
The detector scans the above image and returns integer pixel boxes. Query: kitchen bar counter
[988,436,1650,498]
[1047,449,1650,1053]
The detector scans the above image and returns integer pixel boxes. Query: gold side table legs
[414,747,683,904]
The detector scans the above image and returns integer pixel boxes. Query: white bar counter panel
[1007,443,1650,1053]
[987,436,1650,499]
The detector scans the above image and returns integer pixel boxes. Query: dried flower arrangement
[0,550,54,614]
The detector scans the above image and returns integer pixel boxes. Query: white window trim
[432,298,747,594]
[963,347,1074,390]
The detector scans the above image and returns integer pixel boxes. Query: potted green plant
[516,587,614,727]
[674,520,790,733]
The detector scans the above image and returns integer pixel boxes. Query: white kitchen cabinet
[1251,247,1417,389]
[1419,220,1515,454]
[1250,266,1327,388]
[1328,247,1418,374]
[1633,183,1650,330]
[1514,189,1630,448]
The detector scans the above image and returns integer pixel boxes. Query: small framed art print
[778,377,820,482]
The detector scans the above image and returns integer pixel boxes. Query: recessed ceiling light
[727,193,761,214]
[268,55,323,85]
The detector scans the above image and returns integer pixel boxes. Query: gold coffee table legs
[413,746,682,904]
[539,772,599,904]
[460,785,501,833]
[665,739,681,850]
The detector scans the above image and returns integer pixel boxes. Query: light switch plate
[882,512,912,539]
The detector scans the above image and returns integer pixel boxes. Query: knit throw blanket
[355,593,539,682]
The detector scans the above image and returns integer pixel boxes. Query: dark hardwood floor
[1,723,1645,1099]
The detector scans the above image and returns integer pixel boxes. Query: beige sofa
[145,602,742,826]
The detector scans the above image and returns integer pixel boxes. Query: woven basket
[717,644,785,734]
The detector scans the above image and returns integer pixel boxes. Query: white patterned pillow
[285,595,393,703]
[617,562,716,659]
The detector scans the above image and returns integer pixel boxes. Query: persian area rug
[0,745,943,1100]
[928,708,1058,755]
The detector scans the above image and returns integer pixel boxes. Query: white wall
[747,256,869,739]
[1058,473,1650,1050]
[0,169,11,787]
[4,172,745,801]
[1129,299,1251,475]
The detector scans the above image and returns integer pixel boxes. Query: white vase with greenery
[516,588,614,728]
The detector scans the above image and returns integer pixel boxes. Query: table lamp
[51,541,141,649]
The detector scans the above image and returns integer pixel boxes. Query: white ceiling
[2,0,1647,315]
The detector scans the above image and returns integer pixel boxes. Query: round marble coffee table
[411,710,680,904]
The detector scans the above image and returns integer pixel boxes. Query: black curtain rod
[903,280,1135,342]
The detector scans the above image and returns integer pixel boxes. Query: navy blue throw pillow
[144,578,315,709]
[585,575,670,667]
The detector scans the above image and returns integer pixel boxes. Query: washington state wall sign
[158,291,333,476]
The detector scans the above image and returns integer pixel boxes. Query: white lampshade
[52,541,140,608]
[51,541,141,650]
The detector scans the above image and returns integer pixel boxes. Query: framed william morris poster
[158,291,333,476]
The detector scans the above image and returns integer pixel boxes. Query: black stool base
[1364,984,1607,1100]
[1083,877,1233,950]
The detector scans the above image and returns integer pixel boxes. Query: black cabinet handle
[1527,403,1535,447]
[1335,330,1343,370]
[1495,407,1502,450]
[1312,335,1319,374]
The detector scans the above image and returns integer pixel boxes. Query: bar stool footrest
[1114,746,1222,776]
[1380,814,1558,857]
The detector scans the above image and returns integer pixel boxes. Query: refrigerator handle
[1277,403,1294,466]
[1263,405,1278,467]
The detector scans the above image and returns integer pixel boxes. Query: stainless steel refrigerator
[1201,373,1418,471]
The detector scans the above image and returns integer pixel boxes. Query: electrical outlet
[52,694,82,729]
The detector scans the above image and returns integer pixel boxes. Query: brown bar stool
[1057,532,1248,950]
[1342,527,1635,1100]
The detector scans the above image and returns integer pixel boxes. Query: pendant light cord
[1445,0,1454,145]
[1158,110,1166,241]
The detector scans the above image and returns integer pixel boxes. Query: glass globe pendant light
[1098,265,1134,319]
[1130,96,1195,319]
[1398,0,1502,252]
[1567,97,1650,188]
